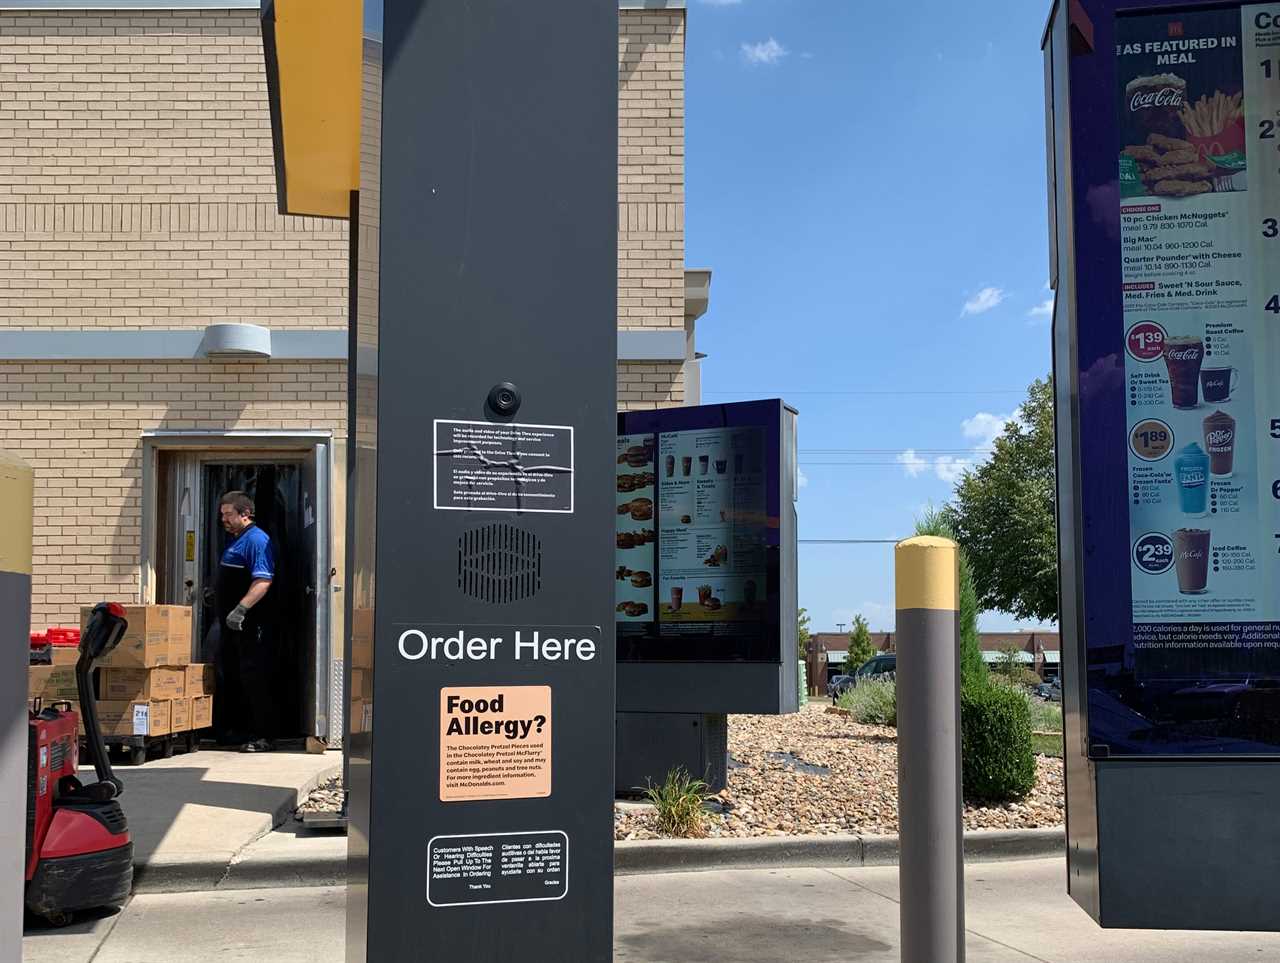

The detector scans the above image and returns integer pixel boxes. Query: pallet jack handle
[77,602,129,797]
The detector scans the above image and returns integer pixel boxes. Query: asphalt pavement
[24,857,1280,962]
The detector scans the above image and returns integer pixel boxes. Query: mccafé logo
[1180,549,1204,561]
[1131,87,1185,112]
[1168,345,1201,361]
[1207,428,1234,447]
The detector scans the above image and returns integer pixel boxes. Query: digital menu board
[615,401,784,663]
[1079,3,1280,754]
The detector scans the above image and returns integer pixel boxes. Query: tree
[915,508,987,691]
[996,644,1023,678]
[846,614,876,670]
[797,607,811,651]
[945,377,1059,624]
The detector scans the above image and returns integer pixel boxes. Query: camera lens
[487,382,521,415]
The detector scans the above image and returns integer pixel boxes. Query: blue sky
[684,0,1055,633]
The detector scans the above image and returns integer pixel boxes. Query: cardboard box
[350,668,372,700]
[192,695,213,730]
[50,647,80,667]
[28,665,80,701]
[351,607,373,669]
[184,663,215,698]
[101,666,185,702]
[85,605,193,669]
[169,698,192,732]
[97,700,171,737]
[168,606,193,666]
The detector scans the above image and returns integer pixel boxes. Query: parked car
[854,654,896,683]
[827,674,854,703]
[1034,680,1062,702]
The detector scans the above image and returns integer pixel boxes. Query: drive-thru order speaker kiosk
[1046,0,1280,932]
[262,0,617,958]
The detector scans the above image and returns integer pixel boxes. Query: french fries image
[1179,90,1243,138]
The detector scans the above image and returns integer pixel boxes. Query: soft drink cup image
[1163,336,1204,409]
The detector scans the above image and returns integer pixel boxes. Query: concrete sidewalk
[24,858,1280,962]
[98,747,340,891]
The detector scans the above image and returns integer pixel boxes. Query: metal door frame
[140,430,336,741]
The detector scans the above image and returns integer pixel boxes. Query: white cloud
[859,601,896,632]
[741,38,788,65]
[961,411,1014,449]
[897,449,928,478]
[1027,298,1054,322]
[797,468,809,489]
[960,286,1005,316]
[933,456,973,484]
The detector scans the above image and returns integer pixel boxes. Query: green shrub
[1022,691,1063,733]
[960,683,1036,802]
[838,676,897,726]
[644,768,709,838]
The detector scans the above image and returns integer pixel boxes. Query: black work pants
[220,623,275,739]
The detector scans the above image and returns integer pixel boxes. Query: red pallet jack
[25,602,134,924]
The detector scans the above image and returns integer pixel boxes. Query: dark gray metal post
[895,535,963,963]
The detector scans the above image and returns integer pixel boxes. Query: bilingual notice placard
[434,419,574,514]
[1118,5,1280,679]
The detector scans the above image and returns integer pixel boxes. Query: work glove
[226,604,249,632]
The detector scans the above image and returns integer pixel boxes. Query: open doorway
[148,437,333,743]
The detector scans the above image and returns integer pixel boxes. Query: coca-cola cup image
[1200,367,1238,404]
[1124,73,1187,142]
[1163,335,1203,409]
[1203,410,1236,477]
[1173,528,1210,595]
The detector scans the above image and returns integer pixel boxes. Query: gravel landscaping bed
[292,703,1065,840]
[613,701,1064,841]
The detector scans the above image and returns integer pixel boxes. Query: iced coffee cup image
[1173,528,1210,595]
[1203,410,1236,478]
[1163,335,1204,409]
[681,456,692,477]
[714,458,727,475]
[698,455,709,475]
[664,454,675,478]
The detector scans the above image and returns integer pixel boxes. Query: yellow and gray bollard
[0,451,33,956]
[895,535,964,963]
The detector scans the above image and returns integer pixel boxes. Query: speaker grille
[457,523,542,603]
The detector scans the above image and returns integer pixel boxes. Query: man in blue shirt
[216,491,277,753]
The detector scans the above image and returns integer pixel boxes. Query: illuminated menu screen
[1079,3,1280,754]
[615,402,782,663]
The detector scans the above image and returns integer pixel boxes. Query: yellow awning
[262,0,361,219]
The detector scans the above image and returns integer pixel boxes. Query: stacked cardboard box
[70,604,214,740]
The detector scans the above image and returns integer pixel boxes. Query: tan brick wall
[0,10,348,329]
[618,361,684,410]
[0,360,346,626]
[618,10,684,332]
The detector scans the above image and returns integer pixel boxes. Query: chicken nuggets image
[1147,132,1195,153]
[1151,178,1211,197]
[1143,161,1211,183]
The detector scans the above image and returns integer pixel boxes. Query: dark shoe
[240,738,275,753]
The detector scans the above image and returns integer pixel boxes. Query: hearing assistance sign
[439,686,552,802]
